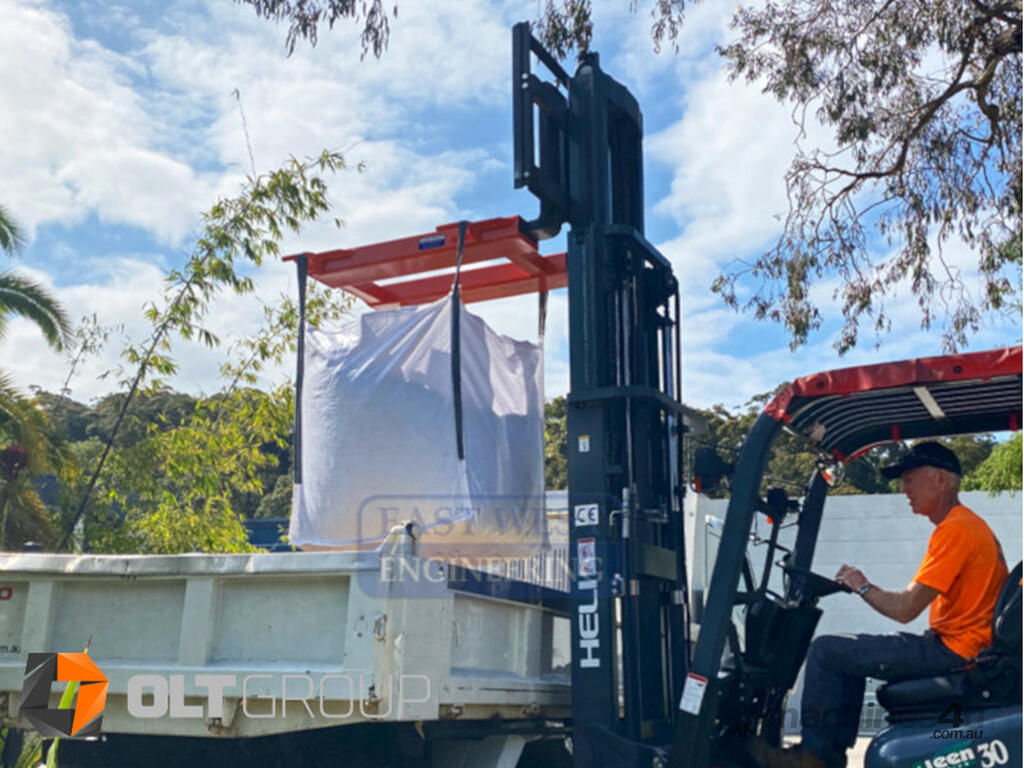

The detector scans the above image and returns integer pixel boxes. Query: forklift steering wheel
[781,564,853,598]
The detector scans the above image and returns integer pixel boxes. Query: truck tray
[0,538,570,739]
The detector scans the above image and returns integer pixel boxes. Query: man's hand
[834,564,940,623]
[835,564,869,592]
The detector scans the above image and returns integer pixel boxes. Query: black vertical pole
[294,254,308,485]
[450,221,468,460]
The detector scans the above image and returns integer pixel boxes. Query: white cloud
[0,0,218,242]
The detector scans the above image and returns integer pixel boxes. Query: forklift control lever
[781,564,852,598]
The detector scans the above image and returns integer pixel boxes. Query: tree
[0,207,73,550]
[235,0,395,57]
[0,205,26,256]
[66,150,350,547]
[544,1,1022,353]
[86,387,292,554]
[714,0,1022,352]
[0,381,66,549]
[0,271,71,351]
[545,396,568,490]
[964,432,1022,492]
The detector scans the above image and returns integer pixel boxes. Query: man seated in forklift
[752,441,1009,768]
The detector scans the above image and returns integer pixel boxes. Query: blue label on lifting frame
[418,234,446,251]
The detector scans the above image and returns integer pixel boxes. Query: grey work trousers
[800,631,964,757]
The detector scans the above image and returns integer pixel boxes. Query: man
[751,441,1008,768]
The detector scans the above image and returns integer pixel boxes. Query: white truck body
[0,535,570,740]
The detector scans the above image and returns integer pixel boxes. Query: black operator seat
[877,561,1022,718]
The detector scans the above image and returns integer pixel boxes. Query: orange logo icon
[20,653,108,738]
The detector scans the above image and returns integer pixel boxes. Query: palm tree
[0,204,25,256]
[0,378,64,549]
[0,207,71,346]
[0,206,72,549]
[0,270,72,349]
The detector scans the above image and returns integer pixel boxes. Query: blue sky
[2,0,1019,410]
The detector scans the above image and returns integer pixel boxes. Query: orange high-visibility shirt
[914,505,1008,659]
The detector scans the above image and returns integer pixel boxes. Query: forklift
[505,24,1023,768]
[289,23,1022,767]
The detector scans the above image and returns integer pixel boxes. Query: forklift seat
[877,561,1022,719]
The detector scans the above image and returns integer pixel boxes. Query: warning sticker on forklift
[574,504,599,527]
[577,538,597,577]
[679,673,708,714]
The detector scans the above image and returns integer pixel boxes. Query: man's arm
[835,565,940,623]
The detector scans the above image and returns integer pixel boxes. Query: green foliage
[537,0,685,58]
[715,2,1022,352]
[0,204,26,256]
[0,728,44,768]
[535,2,1022,353]
[965,433,1022,493]
[235,0,395,57]
[70,151,350,549]
[545,396,568,490]
[0,376,68,550]
[535,1,595,59]
[79,389,197,448]
[0,271,72,350]
[691,394,825,498]
[941,434,996,478]
[255,472,294,519]
[87,387,292,554]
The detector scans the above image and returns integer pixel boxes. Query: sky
[1,0,1020,411]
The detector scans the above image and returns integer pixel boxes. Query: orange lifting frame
[285,216,567,308]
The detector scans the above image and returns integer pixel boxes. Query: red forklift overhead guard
[764,345,1023,461]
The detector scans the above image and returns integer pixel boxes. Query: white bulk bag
[289,296,545,558]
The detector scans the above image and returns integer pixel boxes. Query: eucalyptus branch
[61,151,348,549]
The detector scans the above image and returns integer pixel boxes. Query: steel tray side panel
[54,579,187,661]
[211,576,349,664]
[450,594,547,678]
[439,594,570,714]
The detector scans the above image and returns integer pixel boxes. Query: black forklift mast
[512,23,691,768]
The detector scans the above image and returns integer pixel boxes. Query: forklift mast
[294,25,693,767]
[513,23,691,767]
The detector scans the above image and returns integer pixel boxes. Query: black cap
[881,441,962,479]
